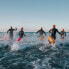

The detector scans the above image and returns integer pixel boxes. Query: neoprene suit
[7,28,17,39]
[49,28,61,40]
[36,29,46,36]
[19,31,25,38]
[61,31,66,39]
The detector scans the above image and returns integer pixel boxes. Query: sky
[0,0,69,32]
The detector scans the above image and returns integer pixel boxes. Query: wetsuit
[61,31,66,39]
[7,28,17,39]
[19,31,25,38]
[36,29,46,36]
[49,28,61,40]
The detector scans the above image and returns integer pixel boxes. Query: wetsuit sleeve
[13,28,17,31]
[19,31,20,36]
[23,31,26,36]
[24,33,26,36]
[36,30,40,33]
[56,29,62,35]
[43,30,46,35]
[49,29,52,34]
[7,29,10,34]
[65,32,66,36]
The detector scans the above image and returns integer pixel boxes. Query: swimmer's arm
[23,31,26,37]
[57,30,62,35]
[65,32,66,36]
[13,27,17,31]
[24,34,26,36]
[36,30,40,33]
[24,33,26,36]
[7,29,10,34]
[19,31,20,36]
[43,31,46,35]
[49,29,52,34]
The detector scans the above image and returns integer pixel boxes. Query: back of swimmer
[36,27,46,36]
[49,24,62,40]
[61,29,66,39]
[19,27,26,38]
[7,26,17,39]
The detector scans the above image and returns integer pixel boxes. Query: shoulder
[38,30,40,31]
[19,31,21,33]
[22,31,24,32]
[8,29,11,31]
[12,29,15,30]
[55,28,58,31]
[20,31,24,32]
[42,30,45,32]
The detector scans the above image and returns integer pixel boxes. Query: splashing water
[0,32,69,69]
[11,42,19,51]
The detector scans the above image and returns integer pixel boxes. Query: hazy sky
[0,0,69,32]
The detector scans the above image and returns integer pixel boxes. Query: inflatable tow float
[48,36,55,44]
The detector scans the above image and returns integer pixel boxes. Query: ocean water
[0,32,69,69]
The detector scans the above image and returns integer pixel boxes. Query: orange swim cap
[10,26,12,29]
[53,24,56,28]
[40,27,43,30]
[62,29,64,31]
[21,27,23,31]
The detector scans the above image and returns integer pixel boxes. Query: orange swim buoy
[48,36,55,44]
[4,36,7,40]
[40,36,44,41]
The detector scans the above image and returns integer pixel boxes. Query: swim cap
[21,27,23,31]
[62,29,64,31]
[53,24,56,28]
[10,26,12,29]
[40,27,43,30]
